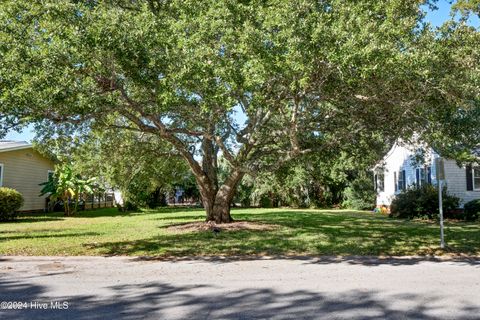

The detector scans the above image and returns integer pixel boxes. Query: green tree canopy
[1,0,479,222]
[70,129,194,208]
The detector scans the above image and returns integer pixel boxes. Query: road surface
[1,256,479,319]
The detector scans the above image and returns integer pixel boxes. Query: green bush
[259,195,273,208]
[146,188,167,209]
[342,174,376,210]
[390,185,459,219]
[0,187,24,221]
[462,199,480,221]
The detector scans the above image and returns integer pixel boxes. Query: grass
[0,208,479,257]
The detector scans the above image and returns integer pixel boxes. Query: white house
[374,141,480,208]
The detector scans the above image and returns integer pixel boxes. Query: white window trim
[473,167,480,191]
[0,163,4,187]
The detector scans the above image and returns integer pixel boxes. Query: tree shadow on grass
[154,215,206,222]
[79,208,480,258]
[84,224,479,261]
[72,207,206,218]
[2,217,65,224]
[0,232,102,241]
[1,278,479,319]
[231,210,480,255]
[71,209,143,218]
[10,208,160,221]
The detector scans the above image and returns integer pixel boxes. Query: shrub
[0,187,24,221]
[390,184,459,219]
[146,188,167,209]
[117,200,139,212]
[259,195,273,208]
[462,199,480,221]
[342,174,376,210]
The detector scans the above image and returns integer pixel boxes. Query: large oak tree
[1,0,479,222]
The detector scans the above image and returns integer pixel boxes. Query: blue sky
[5,0,478,142]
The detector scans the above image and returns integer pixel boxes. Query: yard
[0,208,479,256]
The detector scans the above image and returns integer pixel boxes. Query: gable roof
[0,140,32,153]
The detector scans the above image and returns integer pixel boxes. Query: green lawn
[0,208,479,256]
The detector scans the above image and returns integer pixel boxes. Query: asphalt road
[1,256,479,319]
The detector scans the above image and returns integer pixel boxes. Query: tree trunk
[205,187,234,223]
[201,170,245,224]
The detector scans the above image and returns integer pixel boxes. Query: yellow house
[0,141,55,212]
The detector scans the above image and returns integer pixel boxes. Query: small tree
[72,175,97,213]
[342,173,376,210]
[40,165,97,215]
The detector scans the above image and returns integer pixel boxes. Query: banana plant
[40,165,98,216]
[72,176,97,214]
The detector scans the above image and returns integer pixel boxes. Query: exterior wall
[443,160,480,207]
[375,143,438,207]
[376,143,480,208]
[0,148,55,211]
[375,146,406,206]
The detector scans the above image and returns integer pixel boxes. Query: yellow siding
[0,148,54,211]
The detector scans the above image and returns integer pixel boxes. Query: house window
[398,170,406,191]
[416,167,431,186]
[0,163,3,187]
[473,167,480,190]
[375,172,384,192]
[420,168,426,184]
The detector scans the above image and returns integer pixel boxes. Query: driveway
[0,256,479,319]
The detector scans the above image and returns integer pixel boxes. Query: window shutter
[402,170,406,189]
[427,167,432,184]
[415,168,420,186]
[466,165,473,191]
[374,174,378,191]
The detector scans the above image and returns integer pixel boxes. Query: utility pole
[438,179,445,249]
[436,157,445,249]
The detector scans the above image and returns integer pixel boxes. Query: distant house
[374,141,480,208]
[0,141,55,212]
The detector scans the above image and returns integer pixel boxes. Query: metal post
[438,179,445,249]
